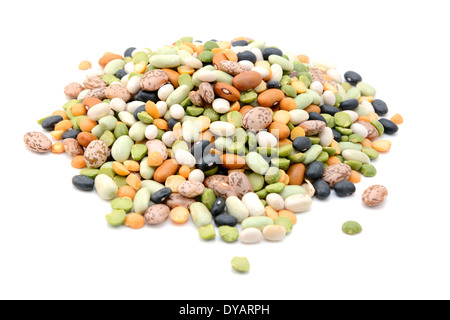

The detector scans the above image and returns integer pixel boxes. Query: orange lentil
[348,170,362,184]
[179,44,194,55]
[330,139,341,154]
[177,65,195,75]
[297,55,310,64]
[278,210,297,225]
[112,162,130,176]
[278,139,293,147]
[54,120,73,132]
[165,175,187,193]
[50,130,64,141]
[51,142,65,154]
[133,62,147,74]
[173,122,182,140]
[124,160,140,172]
[147,151,164,167]
[229,101,240,112]
[265,206,279,221]
[78,60,92,70]
[199,130,215,143]
[290,126,306,140]
[372,140,392,153]
[145,101,159,119]
[327,156,342,166]
[279,97,297,111]
[179,165,192,179]
[323,82,338,94]
[357,115,371,122]
[268,121,290,140]
[124,213,145,229]
[126,173,141,191]
[154,119,169,131]
[52,110,68,120]
[273,110,291,124]
[368,112,379,121]
[71,104,87,116]
[170,207,190,224]
[361,138,373,148]
[79,117,97,133]
[211,47,223,54]
[196,44,204,55]
[359,96,374,103]
[162,69,180,88]
[223,49,238,62]
[292,81,307,94]
[71,156,86,169]
[391,113,404,125]
[117,186,136,201]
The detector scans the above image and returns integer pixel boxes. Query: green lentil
[105,210,127,227]
[79,168,99,179]
[356,82,376,96]
[232,128,248,144]
[98,167,115,179]
[370,120,385,136]
[281,85,297,98]
[346,87,361,100]
[240,90,257,104]
[265,167,281,184]
[203,108,220,122]
[342,221,362,235]
[231,257,250,273]
[178,74,195,90]
[131,144,148,161]
[137,111,154,124]
[322,147,337,156]
[348,134,364,143]
[362,147,379,160]
[334,112,353,128]
[335,127,353,135]
[201,188,216,210]
[219,226,239,243]
[294,93,314,110]
[288,152,306,163]
[275,216,293,234]
[308,137,321,145]
[316,151,329,163]
[113,176,128,188]
[271,158,291,171]
[198,51,214,63]
[99,130,115,147]
[227,141,245,155]
[344,160,363,171]
[227,111,243,127]
[360,163,377,177]
[255,188,268,199]
[265,183,285,193]
[111,197,133,212]
[302,145,323,165]
[186,106,204,116]
[114,122,129,139]
[198,224,216,240]
[293,62,308,73]
[278,143,293,158]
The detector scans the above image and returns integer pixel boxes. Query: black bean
[344,71,362,86]
[72,175,94,192]
[134,90,159,103]
[41,115,63,131]
[133,105,146,121]
[321,105,339,116]
[340,99,360,110]
[372,99,389,116]
[237,51,257,64]
[62,129,82,140]
[313,179,331,200]
[214,213,238,227]
[379,118,399,135]
[232,40,248,47]
[211,198,226,217]
[167,118,179,131]
[191,140,212,161]
[262,47,283,60]
[115,69,127,79]
[334,181,356,197]
[305,161,325,180]
[124,47,136,58]
[331,129,342,142]
[197,154,220,171]
[215,165,228,176]
[266,81,282,89]
[293,137,312,152]
[150,188,173,204]
[308,112,327,124]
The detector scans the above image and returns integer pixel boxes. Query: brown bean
[213,82,240,102]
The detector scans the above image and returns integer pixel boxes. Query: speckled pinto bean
[25,36,402,260]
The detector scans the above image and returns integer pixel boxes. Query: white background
[1,0,449,300]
